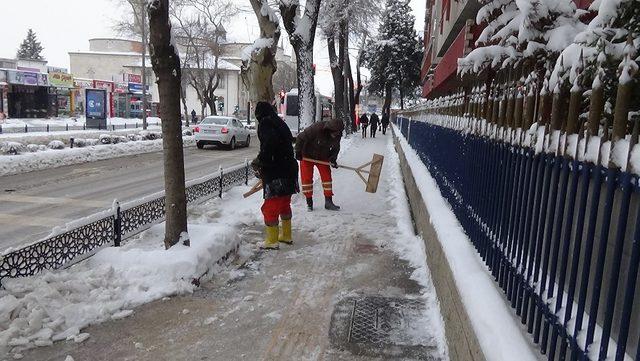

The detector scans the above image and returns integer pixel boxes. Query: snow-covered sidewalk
[8,135,448,361]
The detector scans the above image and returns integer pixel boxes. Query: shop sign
[115,82,129,93]
[37,73,48,86]
[128,82,149,94]
[125,73,142,83]
[7,70,39,86]
[93,80,114,92]
[0,70,6,84]
[74,78,93,89]
[49,72,74,88]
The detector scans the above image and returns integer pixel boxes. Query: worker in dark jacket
[369,113,379,138]
[294,118,344,211]
[381,112,390,135]
[359,113,369,139]
[252,102,299,249]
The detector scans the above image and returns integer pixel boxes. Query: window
[286,94,299,116]
[201,117,229,125]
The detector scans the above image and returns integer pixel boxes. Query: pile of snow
[0,142,24,155]
[47,141,65,150]
[0,185,261,356]
[0,136,195,176]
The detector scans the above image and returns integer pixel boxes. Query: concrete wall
[392,129,485,361]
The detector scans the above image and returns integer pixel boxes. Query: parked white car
[194,116,251,150]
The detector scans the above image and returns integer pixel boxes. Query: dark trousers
[382,124,388,134]
[370,124,377,138]
[362,125,368,138]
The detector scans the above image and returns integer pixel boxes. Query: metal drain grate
[329,295,440,359]
[347,296,424,344]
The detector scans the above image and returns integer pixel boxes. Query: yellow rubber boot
[279,219,293,245]
[260,225,280,250]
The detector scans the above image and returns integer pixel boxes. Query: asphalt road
[0,143,258,251]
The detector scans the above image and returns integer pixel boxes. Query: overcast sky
[1,0,425,71]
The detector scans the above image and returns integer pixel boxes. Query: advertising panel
[7,70,39,86]
[86,89,107,119]
[125,73,142,83]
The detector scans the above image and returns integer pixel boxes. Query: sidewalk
[14,135,448,361]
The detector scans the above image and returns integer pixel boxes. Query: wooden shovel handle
[243,181,263,198]
[302,157,362,172]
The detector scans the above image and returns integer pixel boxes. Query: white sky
[1,0,425,96]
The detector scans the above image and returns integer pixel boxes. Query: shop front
[72,78,92,117]
[113,82,129,118]
[0,70,7,119]
[49,72,74,117]
[128,82,151,119]
[6,70,51,118]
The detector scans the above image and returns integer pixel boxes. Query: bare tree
[242,0,281,104]
[171,0,237,117]
[279,0,322,128]
[147,0,189,249]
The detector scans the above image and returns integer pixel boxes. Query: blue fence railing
[394,116,640,361]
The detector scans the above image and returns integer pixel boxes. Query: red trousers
[300,159,333,198]
[261,195,292,224]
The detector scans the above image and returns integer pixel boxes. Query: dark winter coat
[191,110,197,121]
[359,114,369,126]
[381,113,390,127]
[370,113,379,127]
[252,102,299,199]
[294,119,344,163]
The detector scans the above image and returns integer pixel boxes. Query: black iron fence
[0,121,162,134]
[0,162,251,282]
[394,115,639,361]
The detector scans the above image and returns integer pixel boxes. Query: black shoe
[325,197,341,211]
[306,197,313,212]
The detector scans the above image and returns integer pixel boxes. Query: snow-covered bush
[127,134,138,141]
[73,138,87,148]
[26,144,40,153]
[182,129,193,136]
[99,134,112,144]
[85,139,99,146]
[48,140,65,150]
[116,136,128,143]
[1,142,25,155]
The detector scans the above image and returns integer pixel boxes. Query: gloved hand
[330,161,339,169]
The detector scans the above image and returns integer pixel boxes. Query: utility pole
[141,0,148,130]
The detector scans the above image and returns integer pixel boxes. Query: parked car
[238,119,256,131]
[194,116,251,150]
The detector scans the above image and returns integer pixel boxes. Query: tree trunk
[242,0,280,104]
[327,35,346,125]
[148,0,188,249]
[180,84,189,126]
[279,0,320,128]
[295,47,317,128]
[383,82,392,116]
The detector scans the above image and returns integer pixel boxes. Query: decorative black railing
[0,121,163,134]
[0,162,251,282]
[394,116,640,361]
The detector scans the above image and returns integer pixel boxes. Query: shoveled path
[20,135,446,361]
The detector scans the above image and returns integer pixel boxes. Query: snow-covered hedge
[47,141,65,150]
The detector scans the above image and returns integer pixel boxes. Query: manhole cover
[329,296,441,359]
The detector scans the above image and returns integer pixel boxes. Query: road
[0,144,258,251]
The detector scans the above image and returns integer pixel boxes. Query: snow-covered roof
[69,51,144,57]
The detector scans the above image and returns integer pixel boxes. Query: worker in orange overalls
[294,118,344,211]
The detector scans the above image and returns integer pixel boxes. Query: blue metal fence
[394,116,640,361]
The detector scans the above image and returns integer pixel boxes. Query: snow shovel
[303,154,384,193]
[243,154,385,198]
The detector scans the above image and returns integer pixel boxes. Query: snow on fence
[395,73,640,361]
[0,120,162,134]
[0,162,251,284]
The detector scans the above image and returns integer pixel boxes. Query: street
[0,144,257,251]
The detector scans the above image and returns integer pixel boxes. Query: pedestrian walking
[370,113,379,138]
[191,109,197,124]
[381,112,390,135]
[295,118,344,212]
[251,102,299,250]
[359,113,369,139]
